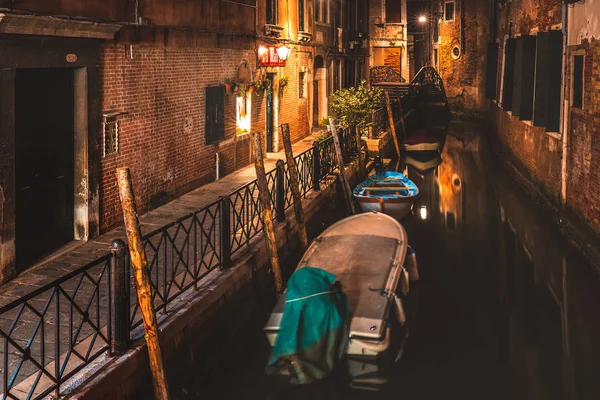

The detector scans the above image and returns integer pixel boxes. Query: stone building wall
[433,0,490,111]
[565,3,600,233]
[489,0,563,202]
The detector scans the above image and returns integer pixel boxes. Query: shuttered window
[486,43,499,100]
[501,38,516,111]
[572,55,584,109]
[533,31,563,130]
[512,36,536,120]
[205,86,225,144]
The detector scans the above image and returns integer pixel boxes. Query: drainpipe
[215,152,220,181]
[560,3,569,206]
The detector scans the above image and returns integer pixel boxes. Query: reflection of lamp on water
[419,205,428,220]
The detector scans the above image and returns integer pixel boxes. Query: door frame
[0,35,100,280]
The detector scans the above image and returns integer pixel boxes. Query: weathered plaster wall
[568,1,600,46]
[565,9,600,234]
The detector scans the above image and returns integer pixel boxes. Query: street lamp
[418,15,427,23]
[276,44,292,61]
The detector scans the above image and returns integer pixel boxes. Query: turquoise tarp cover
[266,267,350,384]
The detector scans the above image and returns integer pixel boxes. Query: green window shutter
[518,36,536,120]
[486,42,499,100]
[546,30,563,132]
[502,38,516,111]
[205,85,225,144]
[533,32,549,127]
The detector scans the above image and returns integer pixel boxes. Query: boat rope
[285,291,334,303]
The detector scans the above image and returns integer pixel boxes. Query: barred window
[103,116,119,157]
[299,72,306,98]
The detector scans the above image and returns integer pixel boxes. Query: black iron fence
[0,129,361,399]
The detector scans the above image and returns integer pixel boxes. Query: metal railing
[0,128,361,399]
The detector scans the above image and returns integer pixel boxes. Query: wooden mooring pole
[329,118,356,215]
[253,133,284,293]
[280,124,309,250]
[385,91,402,158]
[116,167,170,400]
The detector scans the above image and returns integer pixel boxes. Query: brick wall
[566,41,600,232]
[435,0,490,111]
[98,43,310,233]
[489,0,563,202]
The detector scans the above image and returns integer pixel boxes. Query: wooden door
[15,68,75,269]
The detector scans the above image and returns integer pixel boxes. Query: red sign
[258,46,285,67]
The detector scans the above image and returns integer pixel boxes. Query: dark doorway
[15,68,75,270]
[265,73,275,152]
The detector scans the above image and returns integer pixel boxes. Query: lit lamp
[276,44,292,61]
[418,15,427,23]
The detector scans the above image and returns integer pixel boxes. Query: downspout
[460,0,466,55]
[561,3,569,206]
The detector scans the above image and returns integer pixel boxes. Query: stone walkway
[0,135,317,398]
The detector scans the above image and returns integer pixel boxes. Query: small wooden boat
[353,171,419,220]
[403,127,446,152]
[264,212,418,386]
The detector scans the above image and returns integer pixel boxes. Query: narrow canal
[171,121,600,399]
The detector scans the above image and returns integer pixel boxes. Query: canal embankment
[64,159,363,400]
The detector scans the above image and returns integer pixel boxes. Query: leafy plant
[253,77,271,95]
[224,77,236,85]
[319,116,332,127]
[329,80,384,130]
[279,76,289,93]
[235,83,248,95]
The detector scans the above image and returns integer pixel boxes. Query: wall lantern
[276,44,292,61]
[258,45,286,67]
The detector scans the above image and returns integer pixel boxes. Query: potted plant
[224,78,236,94]
[320,116,333,131]
[235,83,248,96]
[330,80,384,132]
[279,76,289,94]
[253,77,271,95]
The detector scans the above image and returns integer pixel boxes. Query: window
[266,0,278,25]
[512,35,536,120]
[501,38,516,110]
[485,43,499,100]
[316,0,329,23]
[299,72,306,98]
[444,2,455,22]
[533,30,563,131]
[572,55,584,109]
[205,86,225,144]
[385,0,402,23]
[103,116,119,157]
[433,19,439,43]
[298,0,305,31]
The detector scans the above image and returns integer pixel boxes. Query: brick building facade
[0,0,367,282]
[426,0,491,111]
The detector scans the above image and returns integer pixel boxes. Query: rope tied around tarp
[285,281,343,304]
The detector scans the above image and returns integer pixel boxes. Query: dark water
[178,122,600,400]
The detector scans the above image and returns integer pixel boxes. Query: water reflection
[181,122,600,400]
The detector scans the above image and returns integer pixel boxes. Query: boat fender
[400,268,410,297]
[394,295,407,326]
[404,246,419,281]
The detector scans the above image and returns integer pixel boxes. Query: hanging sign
[258,45,285,67]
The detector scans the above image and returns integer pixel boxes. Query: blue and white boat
[353,171,419,220]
